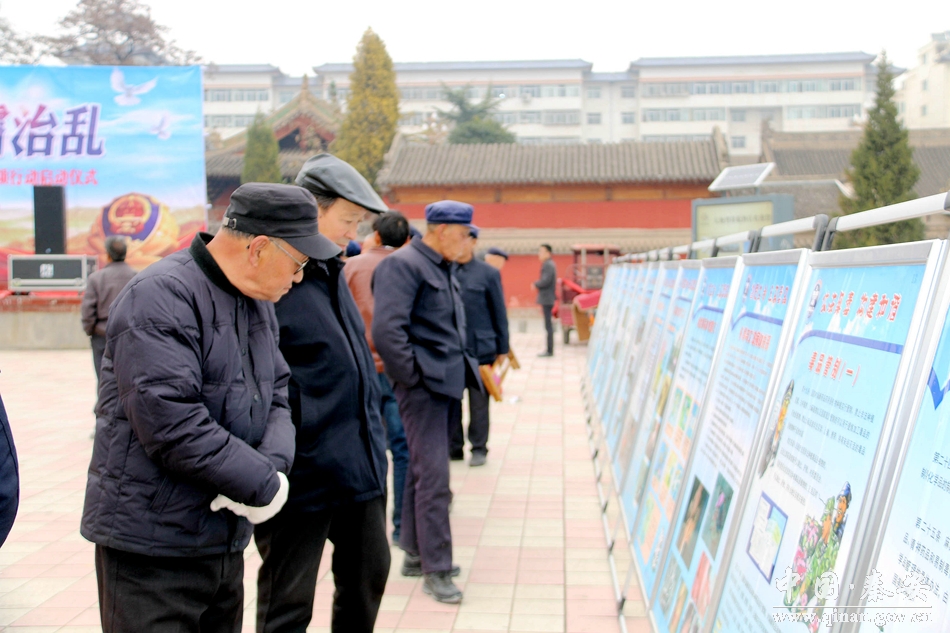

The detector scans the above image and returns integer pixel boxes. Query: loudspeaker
[33,186,67,255]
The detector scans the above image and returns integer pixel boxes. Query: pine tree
[332,28,399,185]
[441,85,516,144]
[241,113,281,184]
[836,52,922,248]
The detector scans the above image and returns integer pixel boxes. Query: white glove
[210,472,289,524]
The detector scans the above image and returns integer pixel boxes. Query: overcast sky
[5,1,946,75]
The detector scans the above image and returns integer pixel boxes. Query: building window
[731,109,746,122]
[520,85,541,98]
[205,89,231,102]
[231,89,269,102]
[206,115,232,127]
[399,112,424,126]
[490,86,508,98]
[731,136,746,149]
[829,79,858,91]
[587,87,602,99]
[541,84,580,98]
[787,81,801,93]
[922,105,928,116]
[424,88,443,100]
[492,112,518,125]
[787,104,860,119]
[587,138,602,144]
[803,81,818,92]
[759,81,779,93]
[922,80,929,91]
[621,112,636,124]
[464,86,484,100]
[278,90,295,105]
[587,112,602,125]
[732,82,752,94]
[621,85,637,98]
[542,110,581,125]
[520,111,542,124]
[691,108,724,121]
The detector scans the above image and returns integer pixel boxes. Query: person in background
[533,243,557,357]
[373,201,482,604]
[0,392,18,547]
[450,229,508,467]
[343,211,411,543]
[255,154,391,633]
[81,183,309,632]
[483,246,509,272]
[80,236,136,384]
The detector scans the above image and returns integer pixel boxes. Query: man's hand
[210,472,289,524]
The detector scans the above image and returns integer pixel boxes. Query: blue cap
[345,240,362,257]
[487,246,509,259]
[425,200,477,231]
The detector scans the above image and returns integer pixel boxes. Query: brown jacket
[342,247,395,373]
[80,261,137,337]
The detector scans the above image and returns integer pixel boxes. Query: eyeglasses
[268,238,309,275]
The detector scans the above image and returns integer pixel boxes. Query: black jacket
[0,393,18,547]
[274,258,387,513]
[81,235,296,557]
[457,258,510,366]
[535,259,557,306]
[373,237,480,399]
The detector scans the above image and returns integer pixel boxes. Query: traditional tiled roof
[206,149,313,180]
[377,138,723,189]
[314,59,593,74]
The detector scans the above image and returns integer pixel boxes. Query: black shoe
[537,351,553,357]
[402,553,460,577]
[470,452,487,467]
[449,450,464,461]
[423,571,463,604]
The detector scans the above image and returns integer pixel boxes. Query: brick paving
[0,328,649,632]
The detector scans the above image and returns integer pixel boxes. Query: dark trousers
[95,544,243,633]
[378,373,408,541]
[394,382,454,573]
[254,496,390,633]
[91,334,107,383]
[541,304,554,354]
[449,386,490,456]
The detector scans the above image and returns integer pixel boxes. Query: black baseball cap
[295,154,389,214]
[223,183,341,260]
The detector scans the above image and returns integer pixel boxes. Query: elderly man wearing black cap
[450,227,509,467]
[484,246,509,271]
[252,154,392,633]
[373,200,483,604]
[80,183,328,632]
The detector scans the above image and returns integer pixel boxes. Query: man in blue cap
[373,200,482,604]
[450,227,508,467]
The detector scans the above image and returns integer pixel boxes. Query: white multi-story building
[202,64,302,140]
[897,32,950,130]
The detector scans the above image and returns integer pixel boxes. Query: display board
[0,65,206,286]
[711,241,942,633]
[649,250,809,633]
[857,252,950,633]
[587,264,623,386]
[630,259,738,595]
[592,264,644,422]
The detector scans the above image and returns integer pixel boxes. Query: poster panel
[712,241,941,633]
[587,264,625,385]
[630,259,737,596]
[650,250,808,633]
[0,65,207,285]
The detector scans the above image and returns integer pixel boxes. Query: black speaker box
[33,186,67,255]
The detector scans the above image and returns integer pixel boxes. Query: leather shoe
[402,553,460,577]
[449,450,464,461]
[470,452,487,467]
[537,351,554,357]
[423,571,463,604]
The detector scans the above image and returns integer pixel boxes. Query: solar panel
[708,162,775,192]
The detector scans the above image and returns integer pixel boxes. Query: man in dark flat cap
[253,154,392,633]
[81,183,324,632]
[373,200,483,604]
[484,246,509,272]
[450,228,509,467]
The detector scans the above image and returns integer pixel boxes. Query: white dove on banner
[151,114,171,140]
[111,68,158,106]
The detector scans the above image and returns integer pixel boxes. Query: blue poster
[861,296,950,632]
[713,263,926,633]
[631,264,734,597]
[588,265,625,386]
[652,261,799,633]
[593,265,644,422]
[0,66,206,284]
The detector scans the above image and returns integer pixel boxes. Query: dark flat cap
[224,183,341,260]
[295,154,388,214]
[487,247,509,259]
[425,200,477,230]
[469,226,480,238]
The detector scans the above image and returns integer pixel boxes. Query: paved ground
[0,329,649,632]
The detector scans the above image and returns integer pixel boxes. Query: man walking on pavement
[373,200,483,604]
[80,236,136,385]
[450,228,509,467]
[254,154,392,633]
[81,183,311,632]
[534,243,557,357]
[343,210,411,543]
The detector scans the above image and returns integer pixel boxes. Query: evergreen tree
[449,116,516,144]
[332,28,399,185]
[836,52,922,248]
[441,86,516,144]
[241,113,281,184]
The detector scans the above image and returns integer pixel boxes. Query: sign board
[0,66,207,288]
[649,249,808,633]
[712,241,942,633]
[708,163,775,192]
[692,195,795,248]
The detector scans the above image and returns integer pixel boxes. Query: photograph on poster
[669,582,689,632]
[678,477,710,569]
[701,474,735,559]
[747,492,789,582]
[691,552,713,618]
[660,561,683,615]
